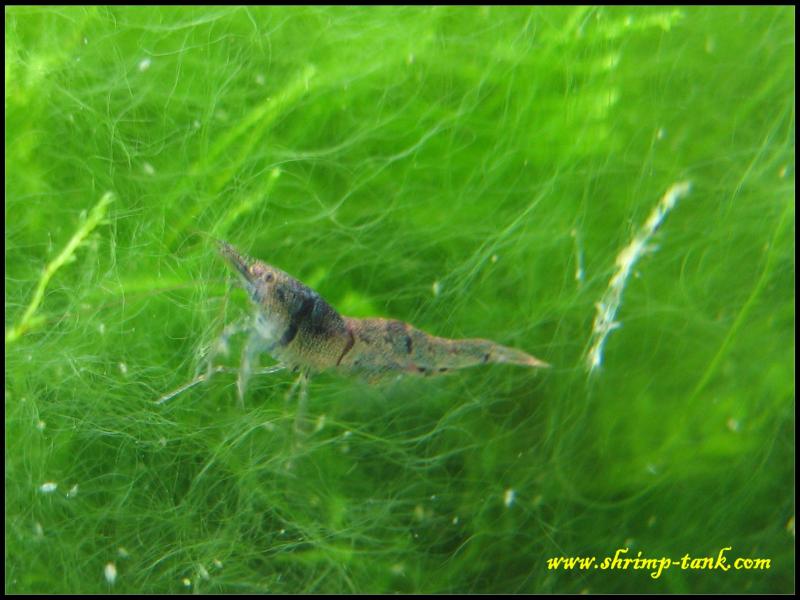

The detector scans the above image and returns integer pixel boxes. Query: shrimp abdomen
[337,317,548,378]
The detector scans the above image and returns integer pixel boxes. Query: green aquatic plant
[5,6,794,594]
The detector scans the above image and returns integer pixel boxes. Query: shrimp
[157,240,548,409]
[215,240,549,404]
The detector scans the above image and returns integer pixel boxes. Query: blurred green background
[5,6,794,594]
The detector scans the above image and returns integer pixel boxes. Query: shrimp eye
[247,262,274,283]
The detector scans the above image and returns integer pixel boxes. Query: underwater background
[5,6,794,593]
